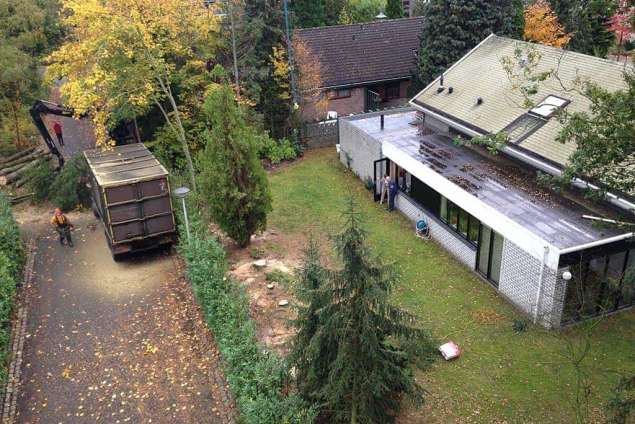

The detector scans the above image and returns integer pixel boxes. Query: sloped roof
[411,34,632,167]
[293,17,423,89]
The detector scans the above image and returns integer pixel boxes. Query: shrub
[178,206,315,423]
[265,269,296,289]
[0,193,24,280]
[50,155,91,211]
[261,137,297,165]
[0,194,22,394]
[24,159,56,201]
[512,319,528,333]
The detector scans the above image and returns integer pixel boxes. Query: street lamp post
[173,187,191,242]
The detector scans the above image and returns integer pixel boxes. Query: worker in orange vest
[51,208,74,247]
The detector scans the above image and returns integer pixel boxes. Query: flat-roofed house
[338,34,635,327]
[293,17,423,122]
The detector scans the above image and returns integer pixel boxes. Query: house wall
[396,194,477,269]
[498,239,566,327]
[301,87,366,122]
[301,81,412,122]
[338,116,382,182]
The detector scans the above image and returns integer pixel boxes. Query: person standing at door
[388,178,398,211]
[52,121,64,147]
[380,174,390,204]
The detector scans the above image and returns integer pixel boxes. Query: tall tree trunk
[154,75,198,193]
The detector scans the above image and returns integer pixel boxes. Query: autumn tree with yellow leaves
[523,0,571,48]
[47,0,220,191]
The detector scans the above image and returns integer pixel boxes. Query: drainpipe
[533,246,550,324]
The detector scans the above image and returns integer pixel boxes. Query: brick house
[293,17,423,122]
[339,35,635,327]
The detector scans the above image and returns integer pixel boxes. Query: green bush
[0,194,22,394]
[50,155,91,211]
[261,137,297,165]
[0,193,24,280]
[178,207,315,423]
[24,159,56,201]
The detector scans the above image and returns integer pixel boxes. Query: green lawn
[268,148,635,423]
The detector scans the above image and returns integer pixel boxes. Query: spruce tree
[292,0,327,28]
[386,0,404,19]
[551,0,617,57]
[415,0,523,89]
[288,237,330,400]
[198,70,272,247]
[291,199,433,423]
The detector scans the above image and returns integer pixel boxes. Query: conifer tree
[198,70,272,247]
[291,199,433,423]
[551,0,617,57]
[292,0,327,28]
[415,0,523,89]
[386,0,404,19]
[288,237,329,400]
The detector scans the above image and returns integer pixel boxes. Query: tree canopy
[386,0,404,19]
[415,0,524,89]
[551,0,617,57]
[198,73,272,247]
[292,0,327,28]
[523,0,571,47]
[48,0,220,190]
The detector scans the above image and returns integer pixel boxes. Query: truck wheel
[112,253,122,262]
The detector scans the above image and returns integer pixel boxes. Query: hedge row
[178,207,315,423]
[0,193,24,391]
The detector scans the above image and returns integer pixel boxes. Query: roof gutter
[559,232,635,255]
[413,104,635,216]
[320,76,412,91]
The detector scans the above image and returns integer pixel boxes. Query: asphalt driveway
[16,213,234,423]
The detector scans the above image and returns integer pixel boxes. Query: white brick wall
[498,239,566,327]
[396,194,477,270]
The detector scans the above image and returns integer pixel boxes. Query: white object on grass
[439,341,461,360]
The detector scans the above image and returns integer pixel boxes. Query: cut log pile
[0,147,52,187]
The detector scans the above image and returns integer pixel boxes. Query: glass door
[477,224,504,287]
[373,158,389,201]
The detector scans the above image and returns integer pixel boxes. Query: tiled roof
[411,35,633,167]
[293,17,424,88]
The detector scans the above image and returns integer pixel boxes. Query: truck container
[84,144,176,259]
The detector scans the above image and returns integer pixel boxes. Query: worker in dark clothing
[52,121,64,147]
[388,179,398,212]
[51,208,74,247]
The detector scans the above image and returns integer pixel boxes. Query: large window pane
[458,210,469,237]
[581,257,607,316]
[449,203,459,229]
[619,249,635,308]
[489,233,504,286]
[606,251,627,311]
[440,197,447,222]
[478,225,491,276]
[468,217,480,243]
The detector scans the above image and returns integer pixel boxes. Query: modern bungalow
[338,34,635,327]
[294,17,423,122]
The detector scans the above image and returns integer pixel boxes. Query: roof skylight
[530,95,569,119]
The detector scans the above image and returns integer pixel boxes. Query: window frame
[328,88,352,100]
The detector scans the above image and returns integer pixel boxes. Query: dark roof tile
[294,17,424,88]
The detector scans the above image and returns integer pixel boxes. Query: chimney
[437,74,445,93]
[380,114,385,130]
